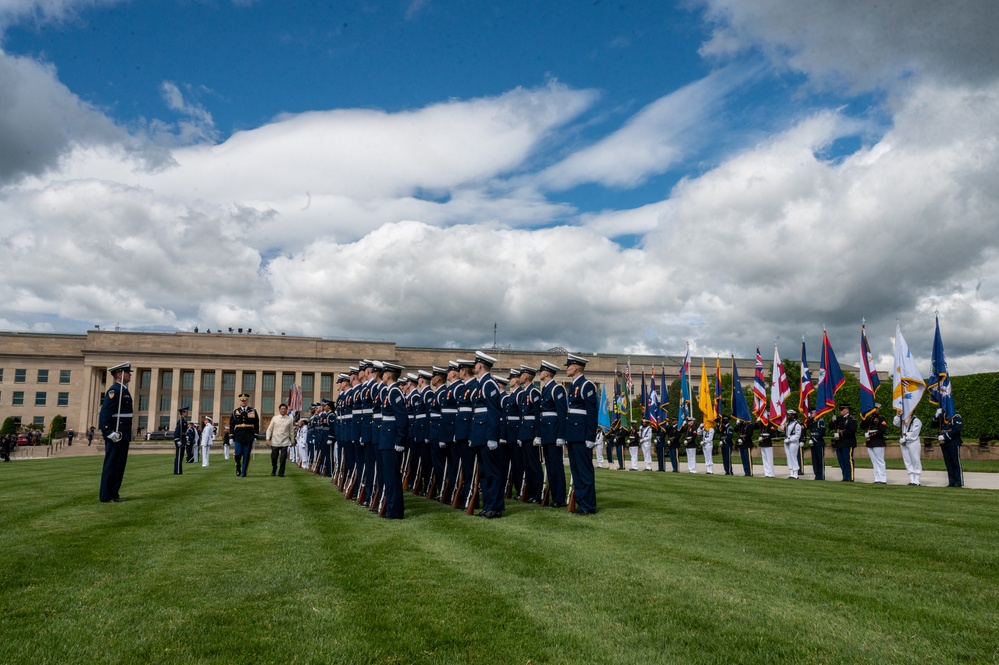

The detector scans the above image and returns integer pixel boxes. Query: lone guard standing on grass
[173,406,189,475]
[99,361,133,503]
[565,353,598,515]
[230,392,259,477]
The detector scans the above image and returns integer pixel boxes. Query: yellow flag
[698,360,718,429]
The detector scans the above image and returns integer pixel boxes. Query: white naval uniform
[200,423,214,467]
[698,425,715,474]
[900,416,923,485]
[640,425,653,470]
[783,420,802,479]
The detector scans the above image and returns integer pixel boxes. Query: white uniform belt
[111,413,133,418]
[430,413,442,418]
[523,416,536,420]
[542,411,557,417]
[381,416,396,422]
[442,408,458,414]
[473,407,488,413]
[569,408,587,415]
[373,414,382,419]
[507,416,520,420]
[415,414,427,419]
[357,409,372,414]
[459,407,472,412]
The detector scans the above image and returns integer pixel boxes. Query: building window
[282,373,294,392]
[138,415,148,433]
[38,369,49,383]
[201,395,214,414]
[202,371,215,391]
[161,370,173,390]
[33,416,44,428]
[12,391,24,406]
[138,395,149,411]
[222,372,236,391]
[182,371,194,390]
[159,394,171,412]
[140,370,151,389]
[11,416,21,427]
[15,369,26,383]
[301,373,314,393]
[60,369,71,384]
[57,392,69,407]
[262,372,276,391]
[221,395,234,414]
[320,374,332,393]
[158,416,171,431]
[0,368,4,382]
[35,392,46,406]
[242,372,256,392]
[262,396,275,414]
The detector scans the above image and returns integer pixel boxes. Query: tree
[1,416,16,437]
[50,414,66,440]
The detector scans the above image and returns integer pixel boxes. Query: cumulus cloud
[698,0,999,90]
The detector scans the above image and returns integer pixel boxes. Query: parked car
[16,433,32,446]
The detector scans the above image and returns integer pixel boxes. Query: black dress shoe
[485,511,502,519]
[478,510,496,518]
[110,498,124,503]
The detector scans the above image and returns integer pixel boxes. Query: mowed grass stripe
[2,456,998,664]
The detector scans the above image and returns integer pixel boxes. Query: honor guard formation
[97,341,967,507]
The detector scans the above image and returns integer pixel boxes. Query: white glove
[394,445,404,453]
[892,415,901,427]
[439,441,446,449]
[833,433,840,439]
[938,435,944,441]
[487,441,498,451]
[108,431,121,443]
[499,439,506,445]
[935,408,943,418]
[737,438,743,444]
[899,438,905,444]
[864,432,871,439]
[586,440,596,449]
[556,438,566,447]
[533,437,542,446]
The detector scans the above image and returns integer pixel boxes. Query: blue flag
[730,357,752,422]
[597,383,611,432]
[814,329,846,417]
[678,346,692,426]
[927,315,956,422]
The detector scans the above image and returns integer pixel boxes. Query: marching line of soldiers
[295,351,600,520]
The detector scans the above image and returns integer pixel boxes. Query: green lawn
[2,455,998,664]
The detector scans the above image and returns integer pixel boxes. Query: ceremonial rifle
[464,457,480,516]
[450,467,465,510]
[401,448,412,491]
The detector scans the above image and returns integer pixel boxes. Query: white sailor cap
[398,375,410,385]
[381,361,404,374]
[519,364,538,376]
[508,368,521,378]
[475,351,497,367]
[457,358,476,369]
[108,361,132,375]
[337,373,350,382]
[448,361,461,371]
[495,376,509,386]
[539,360,560,375]
[432,366,449,377]
[565,353,588,367]
[359,359,374,369]
[348,366,360,375]
[406,372,419,382]
[418,370,433,380]
[371,360,385,370]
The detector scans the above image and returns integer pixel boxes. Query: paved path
[14,445,999,489]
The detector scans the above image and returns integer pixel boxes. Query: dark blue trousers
[99,439,129,502]
[523,442,544,502]
[477,445,502,513]
[811,443,825,480]
[543,445,567,506]
[941,442,963,486]
[380,448,404,518]
[235,441,253,476]
[739,446,753,476]
[567,441,596,512]
[721,444,734,475]
[668,447,679,472]
[835,446,854,481]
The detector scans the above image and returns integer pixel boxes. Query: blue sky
[1,0,998,375]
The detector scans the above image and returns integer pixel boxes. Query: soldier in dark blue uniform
[517,365,544,502]
[378,362,409,519]
[346,366,363,498]
[355,360,378,505]
[805,415,826,480]
[936,409,964,487]
[538,360,568,507]
[173,405,189,475]
[317,399,334,476]
[719,417,735,475]
[453,358,478,509]
[229,392,259,477]
[438,362,461,503]
[665,417,681,472]
[99,361,134,503]
[414,370,434,493]
[831,403,857,481]
[504,369,524,499]
[564,353,598,514]
[425,366,448,498]
[469,352,503,518]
